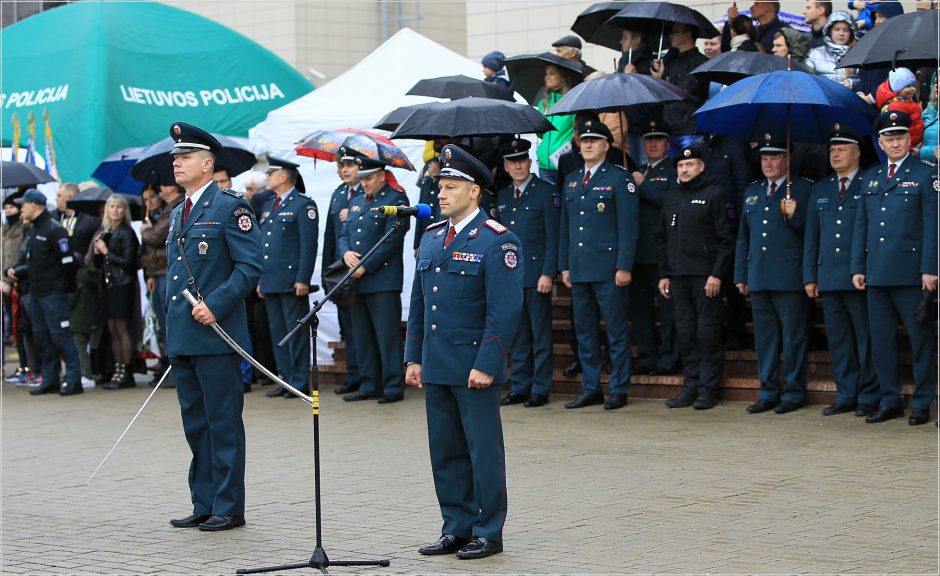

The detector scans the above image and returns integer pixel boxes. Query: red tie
[513,187,522,205]
[582,169,592,188]
[183,197,192,222]
[272,195,281,212]
[443,226,456,249]
[839,176,848,199]
[768,181,777,199]
[365,194,373,206]
[347,185,355,202]
[887,163,897,180]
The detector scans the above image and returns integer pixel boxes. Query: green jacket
[537,91,574,171]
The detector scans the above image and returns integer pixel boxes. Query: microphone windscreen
[415,203,432,220]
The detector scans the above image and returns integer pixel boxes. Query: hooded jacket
[806,12,860,88]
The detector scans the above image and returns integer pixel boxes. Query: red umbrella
[295,128,414,171]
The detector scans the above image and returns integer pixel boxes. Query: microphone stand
[236,218,405,575]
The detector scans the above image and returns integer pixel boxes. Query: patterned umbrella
[295,128,415,171]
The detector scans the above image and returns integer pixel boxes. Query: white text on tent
[2,85,70,109]
[119,84,285,108]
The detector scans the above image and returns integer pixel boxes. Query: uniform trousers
[671,275,724,393]
[867,285,936,411]
[820,290,879,408]
[350,291,403,397]
[171,353,245,516]
[508,287,553,398]
[424,382,506,542]
[630,263,679,372]
[337,303,361,387]
[265,292,311,394]
[570,281,631,395]
[28,292,81,387]
[750,291,810,405]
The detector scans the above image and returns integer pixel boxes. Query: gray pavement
[1,370,937,575]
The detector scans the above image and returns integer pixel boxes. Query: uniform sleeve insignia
[307,207,317,220]
[484,219,507,233]
[933,179,940,192]
[501,242,518,251]
[222,189,245,198]
[236,213,253,232]
[626,182,636,194]
[504,249,518,269]
[57,238,70,254]
[233,206,250,217]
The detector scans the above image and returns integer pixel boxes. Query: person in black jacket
[6,189,83,396]
[656,144,735,410]
[90,194,140,390]
[650,23,710,154]
[723,1,790,54]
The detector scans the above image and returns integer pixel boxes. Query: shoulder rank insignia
[484,219,507,233]
[222,188,245,199]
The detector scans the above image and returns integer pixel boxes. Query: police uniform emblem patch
[627,182,636,194]
[934,179,940,192]
[443,148,453,160]
[307,207,317,220]
[504,250,518,269]
[57,238,70,253]
[597,202,605,212]
[237,215,252,231]
[198,241,209,255]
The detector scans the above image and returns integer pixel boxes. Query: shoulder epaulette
[748,179,761,186]
[484,219,508,234]
[920,158,937,168]
[425,220,447,231]
[222,188,245,199]
[800,177,815,183]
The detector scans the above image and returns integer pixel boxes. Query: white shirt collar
[513,174,534,193]
[186,180,213,207]
[449,208,483,236]
[888,154,909,170]
[584,159,605,174]
[769,175,787,191]
[839,168,859,187]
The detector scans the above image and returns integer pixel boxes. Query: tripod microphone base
[236,546,390,574]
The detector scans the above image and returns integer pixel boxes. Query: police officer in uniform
[559,119,639,410]
[852,111,938,426]
[6,189,83,396]
[656,144,735,409]
[803,124,879,417]
[735,134,812,414]
[322,148,363,395]
[405,144,523,560]
[164,123,262,531]
[259,156,318,399]
[339,155,410,403]
[495,137,558,407]
[630,120,680,376]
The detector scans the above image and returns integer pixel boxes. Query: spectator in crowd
[871,0,904,25]
[877,68,925,149]
[1,194,41,386]
[770,28,811,62]
[806,12,860,88]
[650,22,710,155]
[481,51,510,88]
[854,3,901,104]
[803,0,833,48]
[848,0,876,32]
[138,185,172,387]
[728,15,763,52]
[585,71,628,153]
[89,194,141,390]
[246,172,274,218]
[536,62,581,187]
[618,29,656,165]
[725,1,790,54]
[413,138,455,250]
[918,71,938,162]
[702,33,722,59]
[552,35,584,64]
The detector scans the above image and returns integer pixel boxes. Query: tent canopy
[1,2,313,182]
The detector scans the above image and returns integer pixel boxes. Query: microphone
[371,203,432,219]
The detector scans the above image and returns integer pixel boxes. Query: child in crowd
[876,67,924,149]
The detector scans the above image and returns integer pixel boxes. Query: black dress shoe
[822,402,856,416]
[334,381,360,395]
[29,385,58,396]
[865,405,904,424]
[564,391,604,409]
[418,534,470,556]
[377,393,403,404]
[562,361,582,377]
[693,390,718,410]
[500,392,527,406]
[456,537,503,560]
[665,387,697,409]
[243,382,252,393]
[746,399,778,414]
[604,393,628,410]
[343,392,376,402]
[59,382,84,396]
[198,514,246,531]
[170,513,211,528]
[524,394,549,407]
[909,409,930,426]
[266,387,288,398]
[855,404,877,417]
[774,401,802,414]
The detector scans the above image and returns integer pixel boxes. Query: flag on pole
[43,109,60,181]
[25,111,37,166]
[10,113,21,162]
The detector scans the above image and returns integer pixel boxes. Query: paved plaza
[1,369,937,575]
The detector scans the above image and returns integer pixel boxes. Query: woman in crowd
[89,194,140,390]
[728,15,763,52]
[806,11,860,88]
[919,71,938,161]
[536,62,582,187]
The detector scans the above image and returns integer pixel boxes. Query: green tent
[1,2,313,182]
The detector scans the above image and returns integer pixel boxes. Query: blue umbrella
[91,145,150,194]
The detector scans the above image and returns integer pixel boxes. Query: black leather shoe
[500,392,527,406]
[456,537,503,560]
[822,402,856,416]
[774,401,802,414]
[334,381,360,395]
[59,382,84,396]
[665,388,697,409]
[243,382,252,393]
[746,399,778,414]
[524,394,549,407]
[377,394,403,404]
[564,391,604,409]
[865,406,904,424]
[29,385,58,396]
[909,409,930,426]
[604,393,628,410]
[418,534,470,556]
[198,514,246,531]
[693,390,718,410]
[102,379,134,390]
[266,387,288,398]
[170,513,211,528]
[343,392,376,402]
[855,404,877,417]
[562,361,582,377]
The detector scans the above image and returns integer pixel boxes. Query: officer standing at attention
[735,134,812,415]
[656,144,735,410]
[495,137,559,408]
[259,156,318,399]
[164,122,262,531]
[339,154,410,404]
[559,119,639,411]
[404,144,523,560]
[630,120,680,377]
[6,189,83,396]
[803,124,879,417]
[852,111,938,426]
[322,148,363,395]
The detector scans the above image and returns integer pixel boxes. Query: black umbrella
[373,103,433,132]
[606,2,720,56]
[129,134,255,183]
[545,72,688,116]
[1,161,56,188]
[504,52,596,105]
[67,187,145,221]
[389,98,555,140]
[837,10,939,70]
[691,51,813,85]
[571,2,630,51]
[406,75,514,101]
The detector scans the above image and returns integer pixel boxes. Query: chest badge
[597,202,605,213]
[198,241,209,255]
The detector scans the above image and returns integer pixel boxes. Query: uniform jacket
[9,210,78,295]
[851,156,939,286]
[734,176,811,291]
[337,182,409,294]
[258,188,318,294]
[322,182,359,270]
[803,173,863,291]
[559,161,639,283]
[657,173,735,279]
[404,210,523,385]
[703,134,754,219]
[635,159,674,265]
[414,160,442,249]
[165,184,262,356]
[495,175,559,287]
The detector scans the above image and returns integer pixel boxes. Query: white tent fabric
[248,28,485,365]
